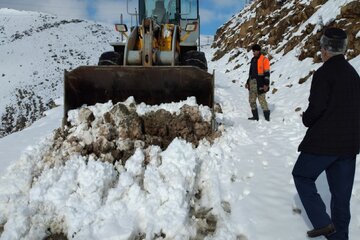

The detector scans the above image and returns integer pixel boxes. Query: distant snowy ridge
[0,8,120,138]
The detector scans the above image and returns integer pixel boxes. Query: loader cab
[139,0,199,24]
[139,0,177,24]
[138,0,200,49]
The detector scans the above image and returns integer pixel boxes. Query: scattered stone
[214,103,223,114]
[134,233,146,240]
[193,207,212,219]
[293,207,302,215]
[295,107,302,112]
[191,207,217,239]
[221,201,231,213]
[237,234,249,240]
[153,231,166,239]
[231,174,237,182]
[44,233,68,240]
[299,71,315,84]
[233,64,241,70]
[194,189,202,200]
[47,99,58,109]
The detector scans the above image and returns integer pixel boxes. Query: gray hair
[320,33,348,55]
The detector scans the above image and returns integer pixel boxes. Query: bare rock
[341,1,360,18]
[78,108,94,125]
[98,124,118,141]
[212,0,360,63]
[109,103,130,126]
[44,233,68,240]
[93,136,115,155]
[142,109,171,137]
[107,104,144,139]
[49,102,217,166]
[214,103,222,114]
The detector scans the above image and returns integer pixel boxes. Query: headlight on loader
[115,24,128,33]
[185,23,197,32]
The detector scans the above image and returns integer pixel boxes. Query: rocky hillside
[212,0,360,63]
[0,9,120,138]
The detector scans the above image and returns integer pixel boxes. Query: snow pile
[0,98,221,239]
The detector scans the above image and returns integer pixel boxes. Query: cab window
[180,0,197,19]
[144,0,177,24]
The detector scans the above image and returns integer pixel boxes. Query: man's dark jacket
[298,54,360,155]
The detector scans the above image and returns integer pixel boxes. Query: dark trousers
[292,152,356,240]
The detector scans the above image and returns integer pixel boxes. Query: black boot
[248,109,259,121]
[307,223,336,238]
[264,110,270,121]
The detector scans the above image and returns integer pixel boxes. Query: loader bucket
[64,66,214,121]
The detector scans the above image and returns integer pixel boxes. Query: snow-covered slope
[213,0,360,62]
[0,8,120,137]
[0,43,359,239]
[210,0,360,122]
[0,2,360,240]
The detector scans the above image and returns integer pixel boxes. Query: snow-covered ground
[0,42,359,239]
[1,1,360,239]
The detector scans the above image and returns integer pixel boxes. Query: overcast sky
[0,0,247,35]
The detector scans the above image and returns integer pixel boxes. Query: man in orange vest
[245,44,270,121]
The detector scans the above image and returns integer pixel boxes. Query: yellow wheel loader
[64,0,214,121]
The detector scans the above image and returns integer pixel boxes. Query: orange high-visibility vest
[257,54,270,76]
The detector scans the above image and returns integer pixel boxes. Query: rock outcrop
[212,0,360,63]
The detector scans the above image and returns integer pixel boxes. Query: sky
[0,0,247,35]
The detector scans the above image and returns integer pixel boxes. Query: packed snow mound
[0,98,223,240]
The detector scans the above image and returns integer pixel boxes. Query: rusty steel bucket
[64,65,214,121]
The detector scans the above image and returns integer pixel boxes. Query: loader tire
[98,51,123,65]
[182,50,208,70]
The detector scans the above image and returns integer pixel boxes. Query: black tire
[181,50,208,70]
[98,51,123,65]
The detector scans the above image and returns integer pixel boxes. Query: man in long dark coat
[292,28,360,240]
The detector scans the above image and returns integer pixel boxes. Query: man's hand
[263,85,269,92]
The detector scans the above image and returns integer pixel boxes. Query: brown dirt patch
[45,103,219,166]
